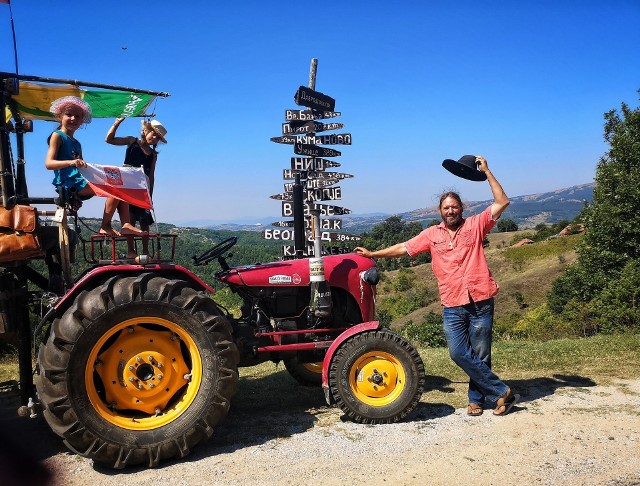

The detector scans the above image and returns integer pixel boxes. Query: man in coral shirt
[355,155,519,416]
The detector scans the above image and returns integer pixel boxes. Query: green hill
[376,232,582,338]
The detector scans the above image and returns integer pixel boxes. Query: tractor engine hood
[219,254,376,291]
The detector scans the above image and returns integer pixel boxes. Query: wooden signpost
[266,59,359,258]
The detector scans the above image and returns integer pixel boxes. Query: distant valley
[185,183,594,233]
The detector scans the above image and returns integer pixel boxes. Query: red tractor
[0,74,425,469]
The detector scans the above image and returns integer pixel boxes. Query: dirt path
[2,376,640,486]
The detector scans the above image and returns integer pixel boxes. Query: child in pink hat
[45,96,143,238]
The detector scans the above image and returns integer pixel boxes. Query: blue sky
[2,1,639,226]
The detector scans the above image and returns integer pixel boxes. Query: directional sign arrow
[291,157,341,170]
[310,171,353,180]
[306,186,342,202]
[263,228,295,241]
[294,144,341,158]
[282,121,344,135]
[313,203,352,215]
[271,135,298,144]
[321,232,362,243]
[272,186,342,202]
[283,169,345,181]
[285,109,341,121]
[298,134,352,145]
[282,201,352,217]
[273,134,352,146]
[294,86,336,112]
[284,179,339,191]
[271,220,294,227]
[281,245,352,258]
[271,218,343,230]
[282,121,315,135]
[282,169,353,183]
[265,230,360,243]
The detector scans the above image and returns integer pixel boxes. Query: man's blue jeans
[443,298,508,405]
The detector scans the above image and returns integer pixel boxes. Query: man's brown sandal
[493,388,520,416]
[467,403,483,416]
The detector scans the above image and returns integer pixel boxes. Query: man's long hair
[439,191,464,209]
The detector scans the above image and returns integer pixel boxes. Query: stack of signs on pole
[265,85,361,258]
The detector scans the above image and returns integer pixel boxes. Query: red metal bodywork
[219,253,377,323]
[321,321,380,393]
[53,263,214,312]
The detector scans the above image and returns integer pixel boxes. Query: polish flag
[79,163,153,209]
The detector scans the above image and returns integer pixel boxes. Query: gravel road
[2,375,639,486]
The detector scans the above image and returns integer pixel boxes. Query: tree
[497,218,518,232]
[359,216,429,270]
[548,91,640,332]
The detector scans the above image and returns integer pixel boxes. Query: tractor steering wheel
[192,237,238,266]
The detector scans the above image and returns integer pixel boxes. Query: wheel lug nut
[129,365,135,371]
[138,383,143,390]
[149,383,155,389]
[148,356,154,362]
[136,356,142,363]
[156,362,163,369]
[157,374,163,380]
[128,377,134,382]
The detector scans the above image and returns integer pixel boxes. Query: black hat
[442,155,487,182]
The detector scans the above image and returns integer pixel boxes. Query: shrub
[507,303,586,340]
[401,311,447,347]
[588,260,640,333]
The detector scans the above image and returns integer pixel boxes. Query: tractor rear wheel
[36,273,239,468]
[328,329,424,423]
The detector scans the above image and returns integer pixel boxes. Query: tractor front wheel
[328,329,424,423]
[36,273,239,468]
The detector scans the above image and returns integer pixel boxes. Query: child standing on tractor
[45,96,143,240]
[105,117,167,255]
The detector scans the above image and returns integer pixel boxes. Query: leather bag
[0,205,44,262]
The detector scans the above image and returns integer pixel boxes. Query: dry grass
[385,231,580,330]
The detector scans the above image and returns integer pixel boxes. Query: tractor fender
[321,321,380,405]
[51,264,214,320]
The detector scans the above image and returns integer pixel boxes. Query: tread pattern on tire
[328,329,425,424]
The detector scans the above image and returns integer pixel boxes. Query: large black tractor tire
[284,358,323,386]
[36,273,239,469]
[328,329,425,424]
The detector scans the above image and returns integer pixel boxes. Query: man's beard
[443,213,463,229]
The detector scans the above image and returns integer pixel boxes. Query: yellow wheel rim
[348,351,406,407]
[85,317,202,430]
[302,362,323,374]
